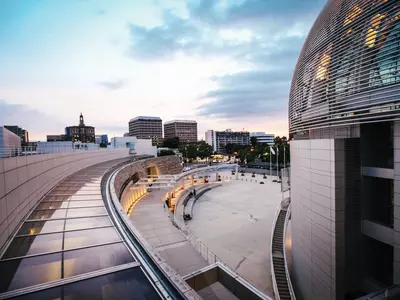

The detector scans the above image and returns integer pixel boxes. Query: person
[193,189,196,196]
[164,199,169,211]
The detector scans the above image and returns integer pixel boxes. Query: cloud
[197,69,290,118]
[0,100,65,140]
[126,0,326,118]
[98,79,126,90]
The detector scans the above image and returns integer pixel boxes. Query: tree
[197,141,212,160]
[250,136,258,147]
[186,145,198,159]
[158,150,175,156]
[225,143,234,154]
[99,142,107,148]
[163,137,179,148]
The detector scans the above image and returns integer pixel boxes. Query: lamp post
[276,145,279,179]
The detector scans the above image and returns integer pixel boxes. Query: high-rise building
[4,125,29,145]
[205,129,249,153]
[65,113,95,143]
[164,120,197,143]
[128,116,162,145]
[288,1,400,299]
[250,132,274,145]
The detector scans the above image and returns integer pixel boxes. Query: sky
[0,0,326,141]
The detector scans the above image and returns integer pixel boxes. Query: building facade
[128,116,162,146]
[47,134,66,142]
[164,120,197,143]
[205,129,250,153]
[65,113,95,143]
[4,125,29,145]
[0,127,21,157]
[288,1,400,299]
[110,136,157,156]
[95,134,108,145]
[250,132,274,145]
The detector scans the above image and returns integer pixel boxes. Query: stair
[272,209,292,300]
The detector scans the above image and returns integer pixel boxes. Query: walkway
[129,190,209,276]
[187,172,282,297]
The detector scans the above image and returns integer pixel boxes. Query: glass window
[65,217,111,231]
[2,233,63,259]
[66,207,107,218]
[63,227,120,250]
[17,220,65,236]
[0,253,61,293]
[69,195,102,201]
[28,209,67,220]
[63,243,134,277]
[11,267,159,300]
[36,201,69,210]
[68,201,104,208]
[42,195,70,202]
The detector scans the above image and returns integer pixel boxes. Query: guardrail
[284,204,296,300]
[270,201,283,300]
[0,145,101,158]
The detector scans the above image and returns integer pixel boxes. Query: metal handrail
[270,201,283,300]
[0,145,101,158]
[283,204,296,300]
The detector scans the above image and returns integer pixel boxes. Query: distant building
[164,120,197,143]
[95,134,108,145]
[205,130,214,147]
[110,136,157,156]
[4,125,29,145]
[250,132,275,145]
[65,113,95,143]
[0,127,22,157]
[123,132,130,137]
[128,116,162,146]
[47,134,66,142]
[205,129,250,153]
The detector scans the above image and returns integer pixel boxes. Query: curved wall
[114,155,182,206]
[289,0,400,137]
[0,149,130,250]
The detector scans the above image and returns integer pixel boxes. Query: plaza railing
[0,145,101,159]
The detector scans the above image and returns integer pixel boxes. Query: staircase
[271,209,292,300]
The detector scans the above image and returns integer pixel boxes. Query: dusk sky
[0,0,326,141]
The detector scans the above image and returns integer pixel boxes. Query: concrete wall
[114,155,182,201]
[0,149,130,250]
[290,139,346,300]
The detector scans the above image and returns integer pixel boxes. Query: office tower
[164,120,197,144]
[128,116,162,146]
[4,125,29,145]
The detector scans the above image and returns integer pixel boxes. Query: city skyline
[0,0,326,141]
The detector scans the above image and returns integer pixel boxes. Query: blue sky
[0,0,326,141]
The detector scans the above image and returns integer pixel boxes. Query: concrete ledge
[184,183,222,218]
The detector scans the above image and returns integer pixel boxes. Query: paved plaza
[187,172,282,297]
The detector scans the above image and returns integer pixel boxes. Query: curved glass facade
[289,0,400,137]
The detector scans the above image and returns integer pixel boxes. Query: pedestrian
[193,189,196,196]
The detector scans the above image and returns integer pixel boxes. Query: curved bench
[183,183,222,220]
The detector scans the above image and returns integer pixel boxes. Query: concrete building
[0,127,22,157]
[205,129,250,153]
[4,125,29,145]
[288,1,400,299]
[110,136,157,157]
[164,120,197,143]
[250,132,274,145]
[128,116,162,146]
[65,113,95,143]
